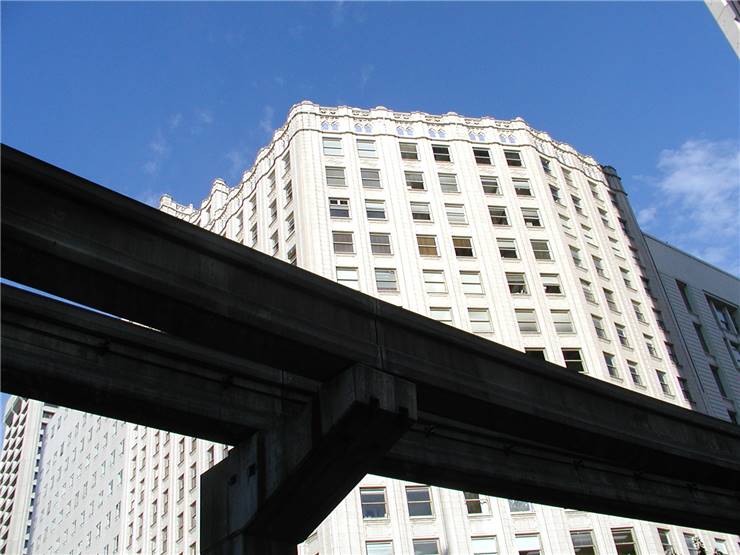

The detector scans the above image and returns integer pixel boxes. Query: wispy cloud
[135,188,165,208]
[360,64,374,89]
[169,113,183,130]
[198,110,214,125]
[331,0,345,28]
[225,147,250,182]
[259,105,275,134]
[637,139,740,274]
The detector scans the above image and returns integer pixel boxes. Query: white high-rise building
[12,101,738,555]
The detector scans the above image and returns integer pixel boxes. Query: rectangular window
[571,194,584,214]
[453,236,475,257]
[612,529,638,555]
[513,178,532,196]
[522,207,542,227]
[413,539,440,555]
[563,167,574,187]
[693,323,711,354]
[540,157,552,174]
[270,230,279,254]
[570,531,597,555]
[406,486,433,517]
[461,271,484,294]
[541,273,562,295]
[323,137,342,156]
[411,202,432,221]
[463,492,485,515]
[423,270,447,293]
[550,185,562,204]
[481,176,500,195]
[357,139,377,158]
[684,533,700,555]
[375,268,398,291]
[370,232,392,255]
[250,223,258,247]
[514,535,541,555]
[473,147,492,165]
[657,529,673,555]
[603,289,619,312]
[361,168,381,188]
[326,166,346,186]
[627,361,643,387]
[438,173,459,193]
[471,536,498,555]
[332,231,354,254]
[269,199,278,222]
[678,377,694,404]
[570,246,584,268]
[416,235,439,256]
[504,150,523,167]
[709,297,738,333]
[645,335,659,358]
[366,541,393,555]
[552,310,574,334]
[432,144,451,162]
[329,197,350,218]
[287,246,297,265]
[286,213,295,236]
[711,365,728,397]
[581,279,597,303]
[656,370,673,396]
[593,256,606,278]
[430,307,453,325]
[516,309,539,334]
[632,301,646,322]
[506,272,528,295]
[468,308,493,333]
[365,199,386,220]
[336,267,359,289]
[559,213,573,234]
[283,152,291,174]
[599,208,611,228]
[189,502,196,529]
[508,499,533,513]
[615,324,630,347]
[498,238,519,259]
[620,268,634,289]
[563,349,585,373]
[525,349,546,360]
[530,240,552,261]
[715,539,729,555]
[489,206,509,225]
[360,487,387,519]
[592,315,608,340]
[405,171,425,190]
[604,352,619,378]
[399,142,419,160]
[445,204,467,225]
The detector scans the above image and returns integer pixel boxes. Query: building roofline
[643,232,740,281]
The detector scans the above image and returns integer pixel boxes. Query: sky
[1,1,739,430]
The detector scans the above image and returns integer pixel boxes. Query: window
[570,246,584,268]
[286,213,295,236]
[620,267,634,289]
[615,324,630,347]
[513,178,532,196]
[506,272,528,295]
[612,529,638,555]
[269,199,278,222]
[360,487,387,518]
[708,297,737,333]
[504,150,523,167]
[176,511,184,539]
[406,486,433,517]
[550,185,562,204]
[423,270,447,293]
[445,204,467,225]
[693,323,711,354]
[270,230,279,254]
[332,231,354,254]
[432,144,451,162]
[375,268,398,291]
[684,533,701,555]
[593,256,606,278]
[657,529,674,555]
[473,147,492,165]
[399,142,419,160]
[268,171,277,195]
[329,197,350,218]
[541,273,562,295]
[370,233,392,255]
[472,537,498,555]
[522,207,542,228]
[469,308,493,333]
[715,539,729,555]
[603,289,619,312]
[592,315,608,340]
[570,531,597,555]
[530,240,552,261]
[514,534,541,555]
[645,335,659,358]
[581,279,597,303]
[489,206,509,225]
[711,365,728,398]
[177,475,184,501]
[728,341,740,368]
[463,492,485,514]
[598,208,611,228]
[461,271,484,294]
[323,137,342,156]
[189,464,197,490]
[416,235,438,256]
[365,199,386,220]
[481,176,500,195]
[453,236,474,257]
[627,361,643,386]
[250,223,258,246]
[336,267,359,289]
[604,352,619,378]
[540,157,552,174]
[516,309,539,333]
[508,499,533,513]
[571,195,584,214]
[559,213,574,233]
[552,310,574,334]
[678,377,695,404]
[413,539,440,555]
[361,168,381,188]
[525,349,546,360]
[411,202,432,221]
[438,173,459,193]
[366,541,393,555]
[430,307,453,325]
[632,301,646,323]
[656,370,672,396]
[405,171,425,190]
[189,502,197,529]
[563,349,585,373]
[357,139,377,158]
[325,166,346,186]
[283,152,291,174]
[498,238,519,259]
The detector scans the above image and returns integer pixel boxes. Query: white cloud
[197,110,214,125]
[149,131,168,156]
[142,161,159,176]
[360,64,374,88]
[169,113,183,130]
[135,188,166,208]
[225,148,249,181]
[637,206,657,226]
[259,105,275,134]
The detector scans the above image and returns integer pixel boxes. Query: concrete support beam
[201,365,417,554]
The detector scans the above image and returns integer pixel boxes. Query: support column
[201,364,417,555]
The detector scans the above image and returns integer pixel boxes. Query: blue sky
[0,0,738,443]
